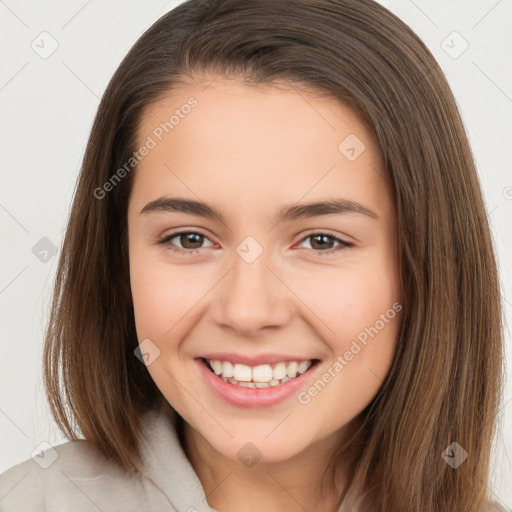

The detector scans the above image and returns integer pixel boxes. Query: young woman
[0,1,506,511]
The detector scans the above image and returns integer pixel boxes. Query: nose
[210,248,293,337]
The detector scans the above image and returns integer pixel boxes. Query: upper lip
[198,352,318,366]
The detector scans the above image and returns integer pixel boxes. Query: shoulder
[0,439,148,511]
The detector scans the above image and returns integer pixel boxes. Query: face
[127,77,402,464]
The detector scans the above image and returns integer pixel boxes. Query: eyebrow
[139,197,380,223]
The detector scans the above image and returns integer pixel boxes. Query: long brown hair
[43,1,504,510]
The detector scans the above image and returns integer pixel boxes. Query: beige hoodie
[0,400,508,512]
[0,400,218,512]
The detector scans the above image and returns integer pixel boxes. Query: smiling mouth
[200,357,320,388]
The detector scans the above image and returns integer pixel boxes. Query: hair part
[43,1,504,510]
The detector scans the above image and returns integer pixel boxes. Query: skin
[127,76,403,512]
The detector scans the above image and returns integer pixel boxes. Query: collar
[138,399,218,512]
[138,399,350,512]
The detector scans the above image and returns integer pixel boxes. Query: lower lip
[195,358,319,408]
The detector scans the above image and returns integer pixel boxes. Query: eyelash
[156,230,353,256]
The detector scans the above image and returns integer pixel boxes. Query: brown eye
[309,234,336,250]
[297,232,353,255]
[176,232,204,249]
[157,231,215,254]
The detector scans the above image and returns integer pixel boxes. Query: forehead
[130,78,391,220]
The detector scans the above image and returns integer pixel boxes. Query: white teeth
[253,364,273,383]
[297,360,312,374]
[286,361,298,379]
[272,362,287,380]
[211,360,223,375]
[222,361,234,378]
[233,363,252,382]
[206,358,314,388]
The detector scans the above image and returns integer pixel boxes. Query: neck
[181,419,355,512]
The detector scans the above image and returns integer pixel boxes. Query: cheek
[291,253,401,408]
[289,255,400,344]
[129,248,200,338]
[129,251,204,400]
[297,292,401,426]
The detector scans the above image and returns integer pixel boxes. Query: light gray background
[1,0,511,509]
